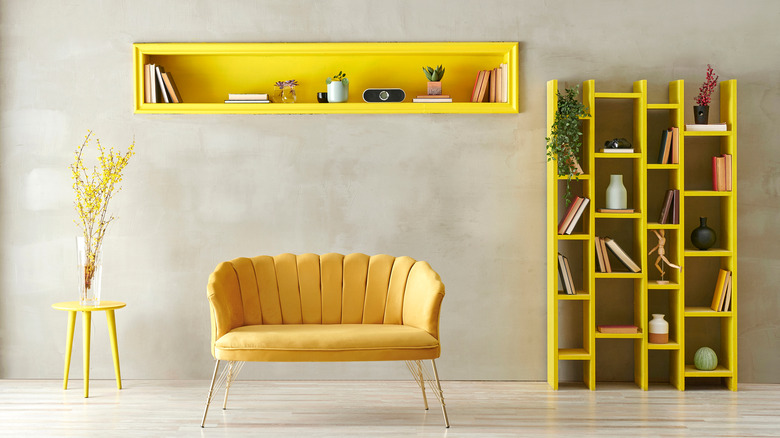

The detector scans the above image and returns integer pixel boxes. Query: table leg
[106,309,122,389]
[82,311,91,398]
[62,311,77,390]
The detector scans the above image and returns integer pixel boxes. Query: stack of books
[712,154,733,191]
[470,64,508,103]
[557,196,589,235]
[143,64,183,103]
[710,269,733,312]
[412,94,452,103]
[658,189,680,224]
[656,127,679,164]
[224,93,270,103]
[686,123,727,132]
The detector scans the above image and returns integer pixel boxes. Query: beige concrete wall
[0,0,777,383]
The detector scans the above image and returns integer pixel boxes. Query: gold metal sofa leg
[405,360,429,410]
[223,361,245,410]
[430,359,450,428]
[405,359,450,428]
[201,360,221,428]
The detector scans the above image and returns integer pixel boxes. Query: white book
[686,123,727,131]
[149,64,157,103]
[413,98,452,103]
[155,66,170,103]
[228,93,269,100]
[600,148,635,153]
[224,100,271,103]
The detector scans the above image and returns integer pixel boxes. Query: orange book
[470,71,485,102]
[477,70,489,102]
[598,325,640,334]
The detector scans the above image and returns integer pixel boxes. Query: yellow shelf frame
[133,42,519,114]
[547,79,737,392]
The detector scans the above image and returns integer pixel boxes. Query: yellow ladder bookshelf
[547,78,737,391]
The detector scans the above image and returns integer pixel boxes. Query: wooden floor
[1,380,779,437]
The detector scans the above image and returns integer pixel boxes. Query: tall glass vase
[76,236,102,306]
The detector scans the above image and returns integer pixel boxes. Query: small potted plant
[422,65,445,95]
[694,64,718,124]
[546,85,589,205]
[326,71,348,103]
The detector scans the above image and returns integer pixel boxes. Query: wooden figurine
[648,230,681,283]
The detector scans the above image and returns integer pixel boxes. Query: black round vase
[691,216,716,250]
[694,105,709,124]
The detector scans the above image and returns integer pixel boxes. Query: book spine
[712,156,719,191]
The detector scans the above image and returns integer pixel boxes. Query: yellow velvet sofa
[202,253,449,428]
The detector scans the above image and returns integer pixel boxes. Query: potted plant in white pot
[326,71,348,103]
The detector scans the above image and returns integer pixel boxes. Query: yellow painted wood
[548,78,736,392]
[558,349,591,360]
[134,42,519,114]
[62,311,76,390]
[83,310,91,398]
[684,307,733,317]
[546,80,559,390]
[684,364,732,378]
[52,301,127,398]
[648,341,680,350]
[106,309,122,390]
[557,292,590,301]
[684,130,731,137]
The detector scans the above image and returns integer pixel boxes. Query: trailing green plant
[422,65,445,81]
[326,71,348,85]
[545,85,589,205]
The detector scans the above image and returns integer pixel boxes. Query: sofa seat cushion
[214,324,440,362]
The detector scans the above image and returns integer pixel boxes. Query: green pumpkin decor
[694,347,718,371]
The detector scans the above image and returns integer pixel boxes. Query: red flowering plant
[694,64,718,106]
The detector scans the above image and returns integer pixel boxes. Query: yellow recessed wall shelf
[547,78,737,391]
[133,42,519,114]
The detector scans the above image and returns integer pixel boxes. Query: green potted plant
[546,85,589,205]
[422,65,445,95]
[326,71,348,103]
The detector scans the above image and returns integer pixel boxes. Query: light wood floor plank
[1,380,779,437]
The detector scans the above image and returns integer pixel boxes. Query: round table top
[52,301,126,311]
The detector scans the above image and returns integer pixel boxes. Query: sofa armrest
[402,261,445,339]
[207,261,245,357]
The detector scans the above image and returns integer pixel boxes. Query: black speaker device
[363,88,406,102]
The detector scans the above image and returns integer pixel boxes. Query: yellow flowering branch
[71,130,135,290]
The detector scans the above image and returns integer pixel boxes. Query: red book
[470,71,485,102]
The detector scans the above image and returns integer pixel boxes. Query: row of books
[224,93,270,104]
[595,236,641,273]
[712,154,733,191]
[470,64,508,103]
[143,64,183,103]
[658,189,680,225]
[557,253,576,295]
[710,269,733,312]
[557,196,589,235]
[657,127,680,164]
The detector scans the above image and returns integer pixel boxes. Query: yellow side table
[52,301,126,398]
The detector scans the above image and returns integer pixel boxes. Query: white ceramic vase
[327,81,348,103]
[648,314,669,344]
[605,174,627,209]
